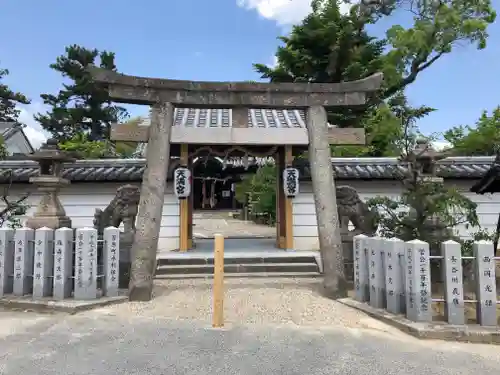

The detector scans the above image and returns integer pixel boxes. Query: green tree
[443,107,500,156]
[235,164,277,224]
[255,0,496,156]
[0,137,29,228]
[35,45,129,142]
[366,102,492,258]
[0,64,30,122]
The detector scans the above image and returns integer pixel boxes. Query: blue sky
[1,0,499,148]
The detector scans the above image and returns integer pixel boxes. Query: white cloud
[237,0,352,26]
[17,102,50,150]
[270,55,278,67]
[431,140,452,151]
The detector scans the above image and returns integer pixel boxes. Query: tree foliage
[58,132,138,159]
[235,164,277,224]
[0,66,30,226]
[0,65,30,123]
[444,106,500,156]
[254,0,496,156]
[366,102,489,255]
[35,45,129,142]
[0,138,29,228]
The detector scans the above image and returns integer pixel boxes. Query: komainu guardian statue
[94,184,141,288]
[336,185,378,280]
[336,185,378,236]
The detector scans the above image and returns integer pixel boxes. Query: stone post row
[353,236,498,326]
[0,226,121,300]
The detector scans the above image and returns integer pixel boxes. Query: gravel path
[97,278,401,334]
[193,212,276,238]
[3,278,500,374]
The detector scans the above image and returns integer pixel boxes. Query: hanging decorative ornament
[173,167,192,199]
[210,180,216,209]
[243,153,249,171]
[283,167,299,198]
[202,179,207,209]
[222,152,228,170]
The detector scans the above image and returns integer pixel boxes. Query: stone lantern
[409,138,445,183]
[25,139,75,229]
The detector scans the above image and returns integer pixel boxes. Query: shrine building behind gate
[109,107,367,252]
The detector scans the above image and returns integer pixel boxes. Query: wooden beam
[212,233,225,328]
[110,123,365,145]
[187,153,193,250]
[276,148,286,249]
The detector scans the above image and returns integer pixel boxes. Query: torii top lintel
[88,66,383,109]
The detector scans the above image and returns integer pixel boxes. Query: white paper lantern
[173,167,191,198]
[283,167,299,197]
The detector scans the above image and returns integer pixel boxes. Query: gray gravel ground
[1,278,500,374]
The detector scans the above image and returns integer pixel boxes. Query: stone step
[156,255,319,266]
[155,250,322,278]
[155,272,323,279]
[156,262,320,275]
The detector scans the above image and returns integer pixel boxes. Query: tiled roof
[0,122,35,153]
[0,156,494,184]
[138,108,307,128]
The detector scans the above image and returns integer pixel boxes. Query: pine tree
[0,65,30,123]
[35,45,129,141]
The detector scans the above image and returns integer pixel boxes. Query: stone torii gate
[89,67,383,301]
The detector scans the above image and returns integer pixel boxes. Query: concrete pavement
[1,310,500,375]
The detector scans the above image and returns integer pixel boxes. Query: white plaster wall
[2,178,497,252]
[0,183,180,251]
[293,180,500,250]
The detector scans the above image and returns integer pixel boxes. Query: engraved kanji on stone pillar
[32,227,54,298]
[53,227,73,299]
[103,226,120,297]
[441,240,465,325]
[385,238,405,314]
[405,239,432,322]
[74,228,98,300]
[473,240,497,326]
[13,228,34,296]
[368,237,384,308]
[0,228,15,296]
[353,234,369,302]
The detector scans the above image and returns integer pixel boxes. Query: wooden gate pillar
[187,152,194,249]
[276,146,294,249]
[276,148,285,248]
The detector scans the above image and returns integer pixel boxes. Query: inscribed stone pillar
[306,105,346,299]
[53,227,73,299]
[384,238,405,314]
[404,239,432,322]
[441,240,465,325]
[0,228,15,296]
[32,227,54,298]
[353,234,369,302]
[473,240,497,326]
